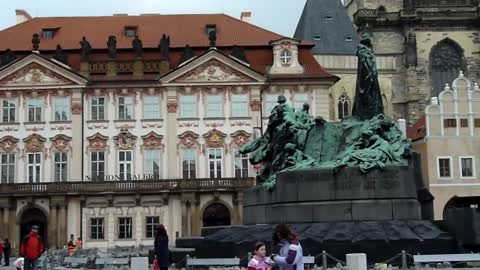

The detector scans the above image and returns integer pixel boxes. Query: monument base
[244,166,421,224]
[181,221,455,265]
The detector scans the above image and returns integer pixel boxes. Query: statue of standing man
[351,34,384,120]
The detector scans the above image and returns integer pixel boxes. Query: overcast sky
[0,0,309,37]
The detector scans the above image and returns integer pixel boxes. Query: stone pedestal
[243,166,422,224]
[347,253,367,270]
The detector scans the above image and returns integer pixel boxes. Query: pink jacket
[248,255,270,270]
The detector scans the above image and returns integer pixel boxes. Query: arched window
[338,94,350,120]
[377,6,387,13]
[430,39,464,97]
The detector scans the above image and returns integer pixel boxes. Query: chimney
[15,9,32,24]
[240,12,251,23]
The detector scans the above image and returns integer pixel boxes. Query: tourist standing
[67,234,75,256]
[0,239,3,265]
[271,224,304,270]
[248,242,271,270]
[3,238,11,266]
[154,225,170,270]
[76,237,82,250]
[20,225,44,270]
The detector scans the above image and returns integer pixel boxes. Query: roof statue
[32,33,40,51]
[107,35,117,58]
[1,49,17,66]
[53,45,68,65]
[240,38,410,189]
[209,30,217,47]
[79,36,92,61]
[159,34,170,59]
[132,35,143,58]
[180,44,194,64]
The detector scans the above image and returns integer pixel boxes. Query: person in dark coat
[154,224,170,270]
[3,238,11,266]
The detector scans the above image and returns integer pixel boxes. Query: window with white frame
[90,218,104,240]
[118,217,132,239]
[28,98,42,122]
[280,50,292,65]
[231,94,248,117]
[91,151,105,181]
[180,95,196,118]
[234,151,249,178]
[54,152,68,182]
[118,150,132,180]
[28,153,41,183]
[91,97,105,121]
[460,157,475,178]
[293,93,309,112]
[118,96,133,120]
[145,216,160,238]
[181,148,196,179]
[437,157,452,179]
[0,153,15,184]
[208,148,223,178]
[265,95,277,115]
[144,149,161,178]
[2,98,16,123]
[53,97,69,121]
[144,96,161,119]
[206,95,222,118]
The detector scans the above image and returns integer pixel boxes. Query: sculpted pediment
[1,62,73,86]
[175,59,251,83]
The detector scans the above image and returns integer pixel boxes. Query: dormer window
[124,26,137,37]
[313,35,321,41]
[206,24,217,35]
[345,36,353,42]
[42,28,57,39]
[325,16,333,21]
[280,50,292,65]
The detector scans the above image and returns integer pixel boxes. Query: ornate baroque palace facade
[0,11,337,250]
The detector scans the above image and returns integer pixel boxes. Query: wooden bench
[186,257,240,270]
[414,253,480,264]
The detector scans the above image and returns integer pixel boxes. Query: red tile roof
[407,116,426,142]
[0,14,287,51]
[0,14,333,80]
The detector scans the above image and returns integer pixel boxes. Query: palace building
[0,11,337,250]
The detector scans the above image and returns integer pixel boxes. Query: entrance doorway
[202,203,231,227]
[19,208,48,248]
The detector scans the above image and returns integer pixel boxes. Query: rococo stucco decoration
[176,60,250,82]
[142,131,163,149]
[203,129,227,148]
[0,136,19,152]
[2,63,71,86]
[230,130,251,147]
[87,133,108,149]
[114,129,137,150]
[23,133,47,152]
[50,134,72,151]
[178,131,199,149]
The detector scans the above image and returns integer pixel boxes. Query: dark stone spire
[294,0,359,55]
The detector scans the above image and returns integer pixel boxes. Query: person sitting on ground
[248,242,272,270]
[271,224,304,270]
